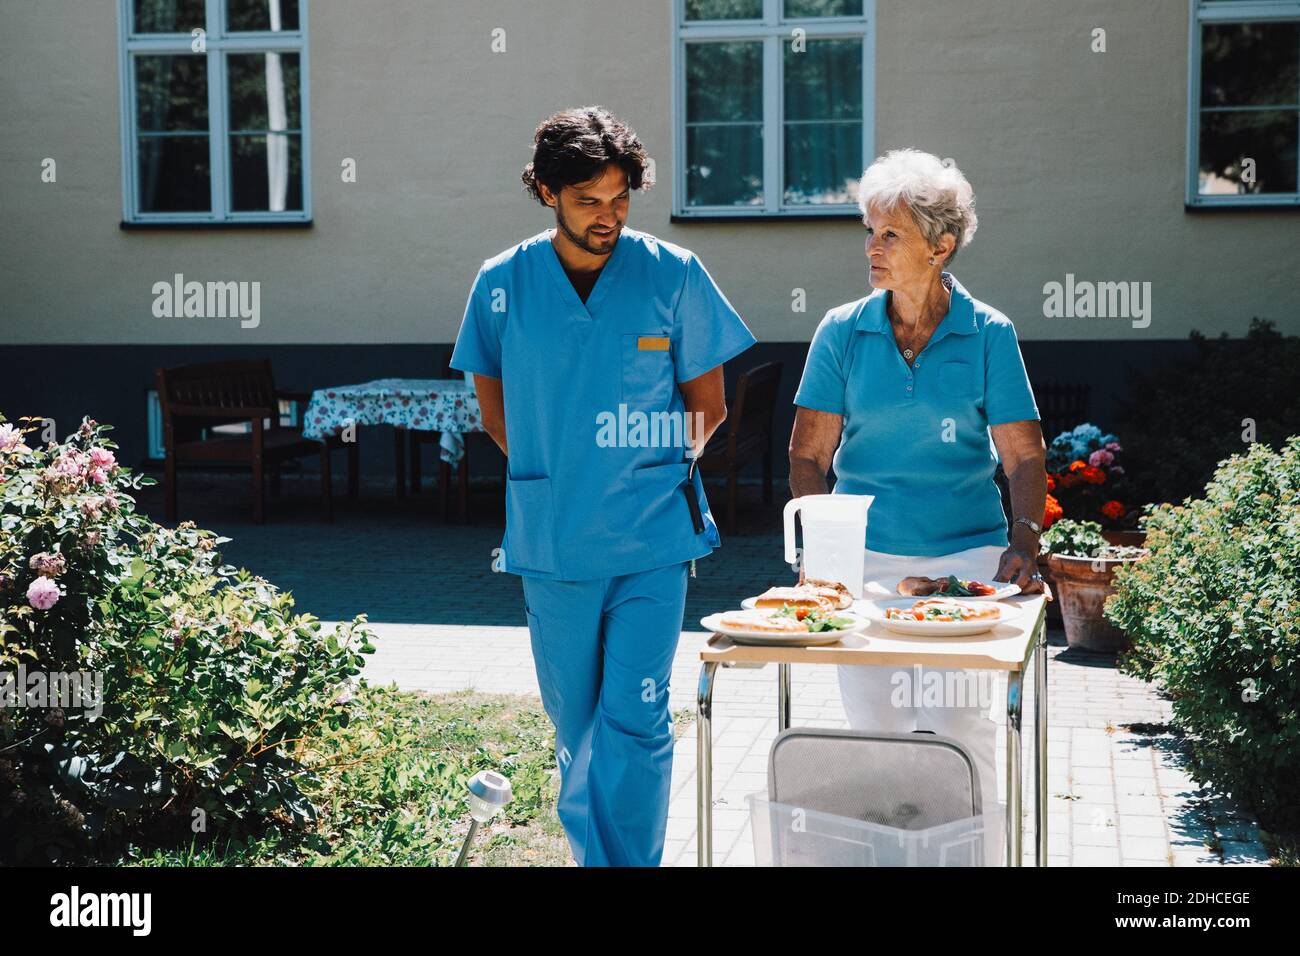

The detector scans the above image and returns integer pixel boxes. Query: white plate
[700,610,868,646]
[892,580,1021,602]
[865,598,1019,637]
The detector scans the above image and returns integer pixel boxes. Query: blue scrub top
[451,228,756,580]
[793,274,1039,557]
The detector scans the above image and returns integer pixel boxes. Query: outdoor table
[696,594,1048,867]
[300,378,484,514]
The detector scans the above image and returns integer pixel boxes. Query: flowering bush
[1106,437,1300,830]
[1041,424,1136,530]
[0,415,375,863]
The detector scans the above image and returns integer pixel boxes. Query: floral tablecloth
[300,378,482,465]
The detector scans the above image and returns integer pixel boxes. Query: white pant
[838,544,1007,863]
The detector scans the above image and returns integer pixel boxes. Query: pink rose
[89,448,116,471]
[1088,449,1114,467]
[0,424,25,454]
[27,577,61,610]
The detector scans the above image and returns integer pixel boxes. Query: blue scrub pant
[521,561,689,867]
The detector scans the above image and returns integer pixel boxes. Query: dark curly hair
[521,106,654,206]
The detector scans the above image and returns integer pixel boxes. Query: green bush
[1106,437,1300,829]
[0,415,375,863]
[1115,319,1300,508]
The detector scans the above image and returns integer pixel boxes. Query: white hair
[856,149,978,266]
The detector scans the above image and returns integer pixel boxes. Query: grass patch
[112,685,571,867]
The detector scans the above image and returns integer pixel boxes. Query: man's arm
[678,366,728,459]
[788,405,842,497]
[473,374,507,457]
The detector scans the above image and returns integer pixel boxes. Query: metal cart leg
[1006,667,1023,867]
[777,662,791,732]
[1035,620,1048,866]
[697,661,719,867]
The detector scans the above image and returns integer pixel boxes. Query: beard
[555,204,620,256]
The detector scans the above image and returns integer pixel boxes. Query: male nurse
[450,106,755,867]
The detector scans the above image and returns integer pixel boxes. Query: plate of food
[700,605,867,646]
[895,574,1019,601]
[740,578,854,612]
[868,597,1018,637]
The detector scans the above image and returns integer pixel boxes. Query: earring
[928,256,936,266]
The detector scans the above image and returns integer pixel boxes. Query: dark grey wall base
[1,340,1196,480]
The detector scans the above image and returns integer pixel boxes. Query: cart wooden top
[698,595,1047,671]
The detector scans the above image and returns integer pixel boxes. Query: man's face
[543,165,630,257]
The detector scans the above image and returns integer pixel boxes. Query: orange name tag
[637,336,670,351]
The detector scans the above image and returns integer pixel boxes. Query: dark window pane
[685,0,762,20]
[230,133,304,211]
[1198,110,1298,194]
[785,37,862,121]
[135,55,209,131]
[1201,22,1299,107]
[227,53,301,130]
[785,0,864,16]
[133,0,206,33]
[686,42,762,122]
[138,135,211,212]
[784,121,861,204]
[686,124,763,206]
[227,0,300,32]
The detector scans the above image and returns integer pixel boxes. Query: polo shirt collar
[854,272,979,338]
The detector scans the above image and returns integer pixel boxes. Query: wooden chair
[155,360,357,524]
[697,361,783,534]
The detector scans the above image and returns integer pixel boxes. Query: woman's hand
[994,543,1052,599]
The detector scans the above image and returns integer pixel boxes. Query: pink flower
[27,577,61,610]
[1104,441,1122,453]
[1088,449,1114,467]
[89,447,116,471]
[89,467,109,485]
[0,424,26,454]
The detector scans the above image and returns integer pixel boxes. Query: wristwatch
[1014,516,1042,536]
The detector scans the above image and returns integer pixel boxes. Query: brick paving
[131,469,1273,867]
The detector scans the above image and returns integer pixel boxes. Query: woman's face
[863,202,934,291]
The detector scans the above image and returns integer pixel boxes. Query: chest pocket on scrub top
[622,333,675,408]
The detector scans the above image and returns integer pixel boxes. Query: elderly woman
[789,149,1048,835]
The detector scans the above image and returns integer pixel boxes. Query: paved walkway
[356,622,1271,868]
[132,471,1272,867]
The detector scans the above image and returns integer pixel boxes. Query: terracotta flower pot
[1046,553,1140,653]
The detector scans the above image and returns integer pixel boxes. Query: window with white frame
[673,0,874,217]
[117,0,310,223]
[1188,1,1300,206]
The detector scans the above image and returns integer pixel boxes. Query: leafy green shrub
[0,416,375,863]
[1115,320,1300,508]
[1106,437,1300,830]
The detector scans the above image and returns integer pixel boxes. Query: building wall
[0,1,1294,472]
[2,0,1296,350]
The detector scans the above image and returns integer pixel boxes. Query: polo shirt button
[906,384,913,391]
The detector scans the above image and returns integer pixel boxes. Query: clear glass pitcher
[783,494,874,598]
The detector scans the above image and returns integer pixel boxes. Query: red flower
[1045,473,1056,492]
[1068,460,1087,472]
[1081,465,1106,485]
[1043,495,1064,529]
[1100,500,1125,521]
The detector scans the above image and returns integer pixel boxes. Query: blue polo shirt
[793,274,1039,557]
